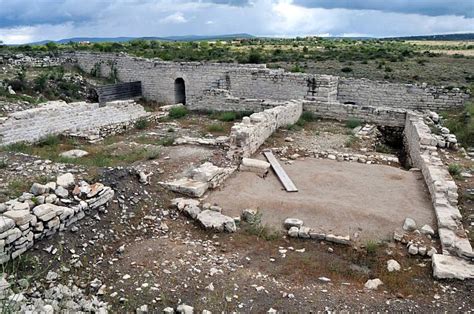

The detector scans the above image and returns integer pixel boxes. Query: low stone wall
[0,100,149,146]
[404,113,472,257]
[303,100,407,127]
[228,100,303,158]
[190,88,289,112]
[0,173,114,264]
[338,78,469,111]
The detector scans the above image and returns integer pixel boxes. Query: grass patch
[210,110,253,122]
[365,240,379,255]
[375,143,394,154]
[345,135,359,148]
[168,106,188,119]
[37,134,60,147]
[448,163,462,178]
[134,118,150,130]
[0,158,7,169]
[441,101,474,147]
[346,118,362,129]
[300,111,317,122]
[157,137,175,146]
[207,123,225,133]
[242,211,281,241]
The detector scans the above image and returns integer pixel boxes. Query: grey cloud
[293,0,474,18]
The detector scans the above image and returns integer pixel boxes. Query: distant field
[408,40,474,47]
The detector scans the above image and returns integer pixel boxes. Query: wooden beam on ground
[263,150,298,192]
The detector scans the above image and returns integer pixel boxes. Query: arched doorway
[174,78,186,105]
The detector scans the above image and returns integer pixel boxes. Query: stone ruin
[0,51,472,280]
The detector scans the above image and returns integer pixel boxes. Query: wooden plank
[263,150,298,192]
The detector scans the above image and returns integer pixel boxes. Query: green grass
[365,240,379,255]
[0,158,7,169]
[207,123,225,133]
[375,143,394,154]
[345,118,362,129]
[441,101,474,147]
[345,135,359,148]
[156,137,175,146]
[242,211,281,241]
[134,118,150,130]
[448,163,462,178]
[210,110,253,122]
[168,106,188,119]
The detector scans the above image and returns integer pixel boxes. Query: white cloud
[160,12,188,24]
[0,0,473,44]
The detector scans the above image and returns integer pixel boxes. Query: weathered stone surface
[56,173,75,188]
[87,187,114,210]
[54,186,69,198]
[387,259,401,272]
[33,204,65,221]
[161,178,209,198]
[325,234,351,245]
[364,278,383,290]
[240,158,271,175]
[3,210,33,225]
[184,205,201,219]
[60,149,89,158]
[241,209,258,222]
[288,226,299,238]
[0,217,15,233]
[402,218,417,231]
[420,224,435,236]
[298,226,311,238]
[432,254,474,280]
[283,218,304,230]
[196,210,236,232]
[171,198,200,211]
[30,183,49,196]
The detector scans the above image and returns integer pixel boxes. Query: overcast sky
[1,0,473,44]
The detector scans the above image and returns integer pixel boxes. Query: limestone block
[161,179,209,198]
[196,210,236,232]
[432,254,474,280]
[3,210,33,226]
[0,217,15,233]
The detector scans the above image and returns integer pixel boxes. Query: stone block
[432,254,474,280]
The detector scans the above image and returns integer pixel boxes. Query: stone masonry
[0,99,149,146]
[66,51,469,111]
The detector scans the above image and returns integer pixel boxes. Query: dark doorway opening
[174,78,186,105]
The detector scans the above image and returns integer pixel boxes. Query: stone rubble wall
[1,53,63,68]
[0,175,114,264]
[65,52,468,112]
[303,100,408,127]
[338,78,469,111]
[228,100,303,158]
[0,100,149,146]
[404,113,472,257]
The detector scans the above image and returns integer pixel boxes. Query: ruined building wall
[0,100,149,146]
[338,78,469,111]
[66,52,469,112]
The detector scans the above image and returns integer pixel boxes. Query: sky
[0,0,473,44]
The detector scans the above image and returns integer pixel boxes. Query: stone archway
[174,78,186,105]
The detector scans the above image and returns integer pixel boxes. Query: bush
[38,135,60,147]
[345,118,361,129]
[300,111,317,122]
[157,137,175,146]
[448,163,462,177]
[134,118,149,130]
[168,106,188,119]
[341,67,353,73]
[365,240,379,255]
[0,159,7,169]
[215,111,237,122]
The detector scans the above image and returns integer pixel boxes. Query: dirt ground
[206,158,435,242]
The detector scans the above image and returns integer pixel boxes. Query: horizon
[1,0,474,45]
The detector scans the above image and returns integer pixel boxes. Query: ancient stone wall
[338,78,469,111]
[303,100,407,127]
[0,100,149,146]
[404,113,472,257]
[228,100,303,158]
[66,52,469,112]
[0,174,114,264]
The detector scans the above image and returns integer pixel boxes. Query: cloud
[292,0,474,18]
[161,12,188,24]
[0,0,473,44]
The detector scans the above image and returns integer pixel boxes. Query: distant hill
[29,33,254,45]
[385,33,474,41]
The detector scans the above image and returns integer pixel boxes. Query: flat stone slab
[432,254,474,280]
[161,178,209,198]
[196,210,236,232]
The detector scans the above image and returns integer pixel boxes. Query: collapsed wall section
[0,100,149,146]
[338,78,469,111]
[228,100,303,158]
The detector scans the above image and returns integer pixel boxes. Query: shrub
[448,163,462,177]
[38,135,60,147]
[0,159,7,169]
[242,211,281,241]
[157,137,175,146]
[375,143,393,154]
[207,123,225,133]
[134,118,149,130]
[300,111,317,122]
[345,118,361,129]
[365,240,379,255]
[168,106,188,119]
[341,67,353,73]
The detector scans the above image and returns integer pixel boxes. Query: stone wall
[0,174,114,264]
[338,78,469,111]
[66,52,469,112]
[228,100,303,158]
[0,100,149,146]
[303,100,407,127]
[404,113,472,257]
